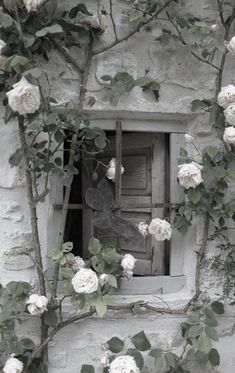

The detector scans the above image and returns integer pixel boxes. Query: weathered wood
[169,133,185,276]
[115,121,122,214]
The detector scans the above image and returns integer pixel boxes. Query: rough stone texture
[0,1,234,372]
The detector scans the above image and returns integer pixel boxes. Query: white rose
[148,218,172,241]
[72,256,85,272]
[184,134,194,144]
[99,273,109,287]
[223,126,235,144]
[106,158,124,182]
[6,77,40,115]
[26,294,48,315]
[71,268,98,294]
[217,85,235,109]
[137,221,149,237]
[3,356,23,373]
[177,162,203,189]
[109,356,140,373]
[225,36,235,55]
[121,254,136,271]
[23,0,44,12]
[224,104,235,125]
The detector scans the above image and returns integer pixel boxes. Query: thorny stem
[165,12,220,71]
[195,215,210,294]
[215,4,235,97]
[93,0,175,55]
[18,117,49,372]
[51,36,94,298]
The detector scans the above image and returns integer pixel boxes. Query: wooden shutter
[83,132,167,276]
[169,133,185,276]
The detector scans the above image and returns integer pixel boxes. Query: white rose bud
[99,273,109,287]
[71,268,98,294]
[6,77,40,115]
[210,24,218,32]
[177,162,203,189]
[184,134,194,144]
[23,0,44,12]
[26,294,48,315]
[72,256,85,272]
[148,218,172,241]
[225,36,235,55]
[217,85,235,109]
[224,104,235,125]
[109,356,140,373]
[223,126,235,144]
[121,254,136,271]
[106,158,124,182]
[137,221,149,237]
[3,356,23,373]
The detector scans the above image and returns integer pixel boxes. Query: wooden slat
[115,121,122,213]
[169,133,185,276]
[151,134,166,275]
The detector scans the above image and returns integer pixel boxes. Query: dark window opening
[64,129,170,276]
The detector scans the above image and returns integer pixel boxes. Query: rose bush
[109,355,140,373]
[3,356,23,373]
[224,104,235,125]
[23,0,44,12]
[26,294,48,315]
[6,77,40,115]
[106,158,124,182]
[177,162,203,189]
[223,126,235,144]
[137,221,149,237]
[71,268,99,294]
[148,218,172,241]
[217,85,235,109]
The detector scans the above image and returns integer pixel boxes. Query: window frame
[47,115,190,295]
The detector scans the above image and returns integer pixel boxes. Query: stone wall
[0,0,235,372]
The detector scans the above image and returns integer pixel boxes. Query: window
[49,117,188,294]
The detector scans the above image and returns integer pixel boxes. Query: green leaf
[155,355,167,370]
[81,365,95,373]
[126,349,144,369]
[10,55,29,68]
[88,238,101,255]
[9,148,25,167]
[101,75,112,81]
[36,24,63,37]
[205,326,218,341]
[211,301,224,314]
[0,10,13,28]
[187,189,201,205]
[23,68,42,78]
[131,331,151,351]
[195,350,209,364]
[191,99,211,112]
[149,348,163,359]
[107,337,124,353]
[107,274,117,288]
[60,267,74,279]
[94,297,107,318]
[187,325,202,338]
[209,348,220,366]
[43,309,58,327]
[20,338,35,350]
[198,330,212,353]
[165,352,178,368]
[91,256,105,273]
[62,241,73,253]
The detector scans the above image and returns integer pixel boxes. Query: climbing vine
[0,1,234,373]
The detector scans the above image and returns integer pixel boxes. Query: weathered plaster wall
[0,0,235,372]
